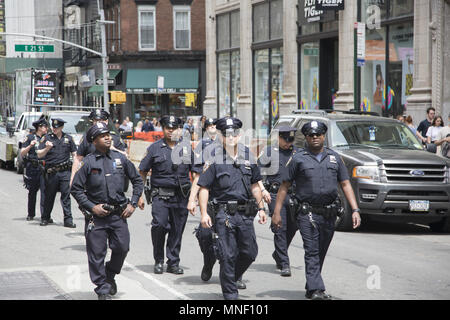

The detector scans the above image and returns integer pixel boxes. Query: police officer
[197,117,267,300]
[37,118,77,228]
[21,118,48,221]
[71,122,144,300]
[272,121,361,300]
[258,126,299,277]
[71,109,127,185]
[139,115,201,275]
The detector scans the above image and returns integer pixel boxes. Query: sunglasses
[281,136,295,143]
[307,133,323,138]
[222,130,240,137]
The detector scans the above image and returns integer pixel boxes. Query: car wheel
[335,188,354,232]
[429,218,450,233]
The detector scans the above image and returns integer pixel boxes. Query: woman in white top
[135,121,143,132]
[427,116,444,144]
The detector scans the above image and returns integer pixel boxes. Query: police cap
[203,118,216,130]
[51,118,67,128]
[32,117,48,129]
[278,126,297,141]
[86,122,110,143]
[215,117,243,133]
[89,109,110,121]
[160,115,182,129]
[301,121,328,136]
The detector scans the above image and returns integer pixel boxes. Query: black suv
[272,110,450,232]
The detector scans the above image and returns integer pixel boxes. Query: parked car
[272,110,450,233]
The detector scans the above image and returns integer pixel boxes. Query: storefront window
[253,2,269,43]
[271,48,283,127]
[388,22,414,117]
[300,42,320,110]
[231,51,241,117]
[218,53,231,117]
[360,27,387,116]
[217,14,229,51]
[270,0,283,40]
[390,0,414,18]
[255,49,270,137]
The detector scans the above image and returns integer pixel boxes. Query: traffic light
[108,91,126,104]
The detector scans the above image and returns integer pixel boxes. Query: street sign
[15,44,54,53]
[95,78,115,86]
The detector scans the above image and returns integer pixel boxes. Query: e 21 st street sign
[15,44,54,53]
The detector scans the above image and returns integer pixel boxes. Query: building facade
[204,0,450,136]
[63,0,206,123]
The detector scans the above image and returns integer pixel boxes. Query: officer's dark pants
[42,170,73,223]
[195,224,216,269]
[85,213,130,295]
[151,196,188,267]
[268,193,297,269]
[215,209,258,300]
[25,164,45,218]
[297,212,335,292]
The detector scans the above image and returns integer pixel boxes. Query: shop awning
[126,68,199,94]
[108,69,122,79]
[88,85,104,97]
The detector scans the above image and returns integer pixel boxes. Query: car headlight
[352,166,381,182]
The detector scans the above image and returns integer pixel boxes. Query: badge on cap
[96,109,101,116]
[97,123,103,128]
[54,120,59,126]
[290,132,295,137]
[226,119,233,126]
[170,116,175,123]
[311,121,318,129]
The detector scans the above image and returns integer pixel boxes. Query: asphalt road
[0,168,449,301]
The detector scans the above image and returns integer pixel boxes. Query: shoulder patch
[203,161,211,173]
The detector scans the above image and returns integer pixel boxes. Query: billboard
[32,70,58,105]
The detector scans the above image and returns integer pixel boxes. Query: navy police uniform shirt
[23,133,45,161]
[193,136,219,168]
[139,138,201,188]
[258,145,299,186]
[197,144,262,203]
[71,150,144,210]
[38,132,77,166]
[77,132,126,157]
[286,147,349,206]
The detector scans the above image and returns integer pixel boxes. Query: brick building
[63,0,206,123]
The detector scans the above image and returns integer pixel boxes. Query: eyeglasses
[222,130,240,137]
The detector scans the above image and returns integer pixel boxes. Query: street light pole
[97,0,109,112]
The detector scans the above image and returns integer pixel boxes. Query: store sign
[126,88,198,94]
[33,70,57,105]
[316,0,345,11]
[355,22,366,67]
[299,0,336,25]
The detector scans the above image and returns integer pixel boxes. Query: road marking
[124,261,191,300]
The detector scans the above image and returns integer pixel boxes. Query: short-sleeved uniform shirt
[286,147,349,206]
[197,144,262,203]
[38,132,77,166]
[22,133,44,161]
[258,145,299,186]
[139,138,201,188]
[71,150,144,211]
[77,132,126,157]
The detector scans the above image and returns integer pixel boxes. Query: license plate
[409,200,430,212]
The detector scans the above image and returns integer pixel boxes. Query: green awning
[108,69,122,79]
[126,68,199,94]
[88,85,104,97]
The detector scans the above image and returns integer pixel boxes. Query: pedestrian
[125,116,133,131]
[182,118,194,138]
[21,118,48,221]
[426,115,444,145]
[119,120,129,132]
[71,122,144,300]
[71,109,128,185]
[142,118,155,132]
[37,118,77,228]
[396,115,405,123]
[197,117,268,300]
[272,120,361,300]
[434,113,450,158]
[154,120,162,132]
[258,126,300,277]
[417,107,436,144]
[135,121,143,132]
[114,119,122,133]
[138,115,201,275]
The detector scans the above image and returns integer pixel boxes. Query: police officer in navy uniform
[272,121,361,300]
[71,122,144,300]
[71,109,127,185]
[187,117,218,281]
[139,115,201,275]
[258,126,299,277]
[21,118,48,221]
[37,118,77,228]
[197,117,267,300]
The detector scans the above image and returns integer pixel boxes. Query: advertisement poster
[33,70,57,105]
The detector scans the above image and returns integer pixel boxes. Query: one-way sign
[96,78,115,86]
